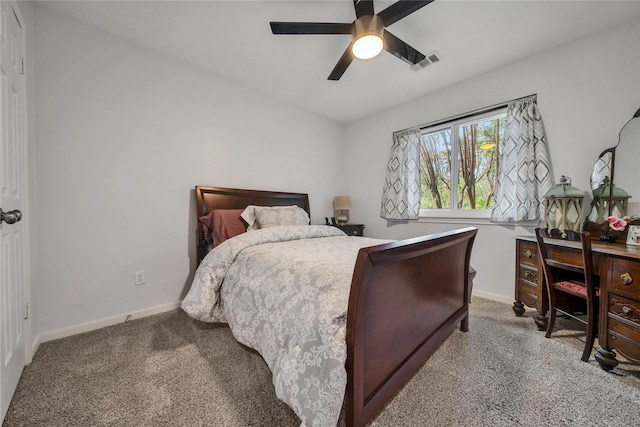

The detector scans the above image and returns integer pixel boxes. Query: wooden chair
[534,228,600,362]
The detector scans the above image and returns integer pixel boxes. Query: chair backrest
[534,228,596,296]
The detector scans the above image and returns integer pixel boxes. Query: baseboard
[30,335,41,361]
[472,290,513,305]
[36,293,511,343]
[39,301,183,343]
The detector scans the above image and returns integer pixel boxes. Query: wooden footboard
[345,227,477,427]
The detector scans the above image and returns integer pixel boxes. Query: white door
[0,1,28,422]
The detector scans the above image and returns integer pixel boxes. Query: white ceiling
[37,0,640,124]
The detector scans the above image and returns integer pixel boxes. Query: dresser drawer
[607,294,640,362]
[517,280,538,308]
[607,311,640,362]
[609,257,640,297]
[335,224,365,237]
[518,266,538,284]
[609,332,640,364]
[518,241,538,267]
[608,294,640,326]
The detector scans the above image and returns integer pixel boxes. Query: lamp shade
[334,196,351,210]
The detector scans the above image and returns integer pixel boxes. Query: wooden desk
[514,235,640,370]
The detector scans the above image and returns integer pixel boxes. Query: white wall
[32,7,344,338]
[22,0,38,355]
[30,7,640,340]
[343,19,640,302]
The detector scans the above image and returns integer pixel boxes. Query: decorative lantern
[591,176,630,223]
[543,175,584,232]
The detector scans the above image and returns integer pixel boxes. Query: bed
[182,186,477,427]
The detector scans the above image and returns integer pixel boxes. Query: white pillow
[240,205,259,230]
[240,205,310,230]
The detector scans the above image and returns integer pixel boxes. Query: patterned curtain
[490,95,554,222]
[380,128,421,220]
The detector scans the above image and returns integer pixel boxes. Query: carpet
[3,297,639,426]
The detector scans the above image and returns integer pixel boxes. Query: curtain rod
[396,93,537,134]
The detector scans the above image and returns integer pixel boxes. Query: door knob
[0,208,22,224]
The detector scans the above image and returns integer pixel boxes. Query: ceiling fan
[270,0,434,81]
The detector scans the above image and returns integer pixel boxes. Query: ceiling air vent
[410,50,442,71]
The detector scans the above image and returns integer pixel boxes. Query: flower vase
[601,216,632,243]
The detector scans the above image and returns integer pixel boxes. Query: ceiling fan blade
[377,0,434,27]
[353,0,375,18]
[328,44,355,81]
[270,22,353,35]
[383,30,426,65]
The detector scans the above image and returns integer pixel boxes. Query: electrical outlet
[134,270,145,285]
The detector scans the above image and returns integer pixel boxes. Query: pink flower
[606,216,631,231]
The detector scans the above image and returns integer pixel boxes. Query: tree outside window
[419,111,506,213]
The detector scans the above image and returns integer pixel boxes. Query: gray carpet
[4,297,640,426]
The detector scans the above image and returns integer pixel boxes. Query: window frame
[418,107,507,220]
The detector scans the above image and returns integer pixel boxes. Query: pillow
[198,209,247,247]
[240,205,259,231]
[241,205,310,230]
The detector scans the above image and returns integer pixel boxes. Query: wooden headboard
[195,186,310,262]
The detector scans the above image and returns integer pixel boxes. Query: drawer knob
[525,250,532,259]
[622,306,632,316]
[620,273,633,286]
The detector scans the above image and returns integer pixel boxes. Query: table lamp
[334,196,351,225]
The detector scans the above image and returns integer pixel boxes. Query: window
[419,109,506,217]
[381,94,548,223]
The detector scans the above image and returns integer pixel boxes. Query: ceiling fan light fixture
[352,34,383,59]
[352,15,384,60]
[270,1,433,80]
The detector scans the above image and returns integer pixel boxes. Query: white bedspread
[182,225,389,426]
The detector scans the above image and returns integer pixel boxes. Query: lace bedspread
[182,225,389,426]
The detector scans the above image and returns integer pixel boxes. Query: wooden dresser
[513,238,548,330]
[514,235,640,370]
[596,252,640,370]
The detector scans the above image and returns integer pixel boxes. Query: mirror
[590,149,612,194]
[614,112,640,216]
[588,108,640,223]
